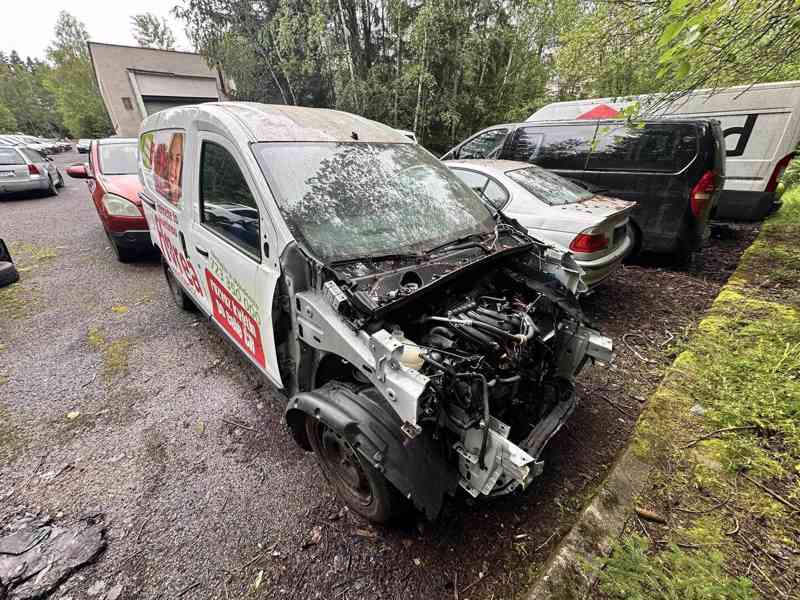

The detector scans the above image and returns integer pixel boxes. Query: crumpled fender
[285,383,457,519]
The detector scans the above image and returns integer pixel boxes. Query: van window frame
[198,139,263,264]
[510,123,598,170]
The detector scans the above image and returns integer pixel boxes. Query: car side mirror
[66,164,90,179]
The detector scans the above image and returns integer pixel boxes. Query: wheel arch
[285,382,457,520]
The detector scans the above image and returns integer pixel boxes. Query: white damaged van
[138,102,611,522]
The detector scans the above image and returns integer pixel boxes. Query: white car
[447,159,635,288]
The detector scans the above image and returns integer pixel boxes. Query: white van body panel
[529,81,800,195]
[138,103,413,389]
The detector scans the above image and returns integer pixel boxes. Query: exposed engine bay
[285,230,612,518]
[356,259,611,499]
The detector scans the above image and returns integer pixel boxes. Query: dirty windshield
[506,165,593,206]
[255,142,495,263]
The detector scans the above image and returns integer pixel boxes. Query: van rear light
[569,230,608,253]
[690,170,715,218]
[28,164,40,176]
[765,153,795,193]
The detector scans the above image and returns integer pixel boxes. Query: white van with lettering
[529,80,800,220]
[138,102,611,523]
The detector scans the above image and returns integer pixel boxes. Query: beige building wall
[88,42,230,137]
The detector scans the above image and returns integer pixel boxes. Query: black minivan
[442,119,725,261]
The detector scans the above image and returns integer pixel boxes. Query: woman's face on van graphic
[167,133,184,186]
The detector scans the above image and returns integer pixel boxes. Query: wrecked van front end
[255,140,612,521]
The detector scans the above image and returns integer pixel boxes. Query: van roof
[143,102,410,144]
[515,118,707,126]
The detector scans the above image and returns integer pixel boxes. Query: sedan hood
[102,174,143,206]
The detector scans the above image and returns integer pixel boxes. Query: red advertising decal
[576,104,620,120]
[205,270,266,368]
[154,204,203,297]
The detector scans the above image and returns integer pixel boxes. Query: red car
[67,138,154,262]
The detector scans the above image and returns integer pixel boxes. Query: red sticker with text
[205,270,265,367]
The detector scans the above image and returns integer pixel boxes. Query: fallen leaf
[252,569,263,591]
[303,525,323,549]
[194,420,205,435]
[111,305,129,314]
[353,528,377,540]
[66,411,80,421]
[413,558,421,566]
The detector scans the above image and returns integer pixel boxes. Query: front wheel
[163,259,195,311]
[305,415,404,523]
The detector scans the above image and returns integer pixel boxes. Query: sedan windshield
[99,143,138,175]
[255,142,495,263]
[506,165,592,206]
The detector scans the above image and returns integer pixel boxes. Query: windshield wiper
[425,229,496,257]
[328,252,424,267]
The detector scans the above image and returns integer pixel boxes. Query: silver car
[0,144,64,196]
[447,159,635,288]
[76,139,91,154]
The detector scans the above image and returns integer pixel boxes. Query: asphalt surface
[0,150,757,600]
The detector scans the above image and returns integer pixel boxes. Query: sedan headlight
[102,193,141,217]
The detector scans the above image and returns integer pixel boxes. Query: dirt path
[0,157,757,600]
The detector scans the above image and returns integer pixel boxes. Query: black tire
[46,174,59,196]
[305,415,404,523]
[112,240,137,263]
[163,259,195,311]
[0,261,19,288]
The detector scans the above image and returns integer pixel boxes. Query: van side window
[588,123,697,173]
[459,129,509,159]
[513,125,593,170]
[199,142,261,259]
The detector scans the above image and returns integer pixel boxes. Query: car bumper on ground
[0,177,49,194]
[575,228,634,288]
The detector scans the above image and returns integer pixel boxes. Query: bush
[779,149,800,191]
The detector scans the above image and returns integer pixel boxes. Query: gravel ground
[0,151,758,600]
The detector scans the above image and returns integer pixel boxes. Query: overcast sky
[1,1,192,60]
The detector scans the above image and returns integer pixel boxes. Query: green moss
[86,327,132,380]
[103,338,130,378]
[87,327,105,349]
[0,282,37,321]
[602,187,800,598]
[598,535,756,600]
[0,402,22,463]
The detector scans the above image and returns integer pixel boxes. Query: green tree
[131,13,177,50]
[44,11,112,137]
[657,0,800,97]
[0,52,64,136]
[0,102,17,132]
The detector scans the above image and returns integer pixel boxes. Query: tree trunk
[412,28,427,136]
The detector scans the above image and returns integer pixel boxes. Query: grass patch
[599,535,756,600]
[0,281,37,321]
[0,402,23,463]
[601,188,800,598]
[86,327,132,380]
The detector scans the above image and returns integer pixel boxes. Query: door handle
[195,246,209,257]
